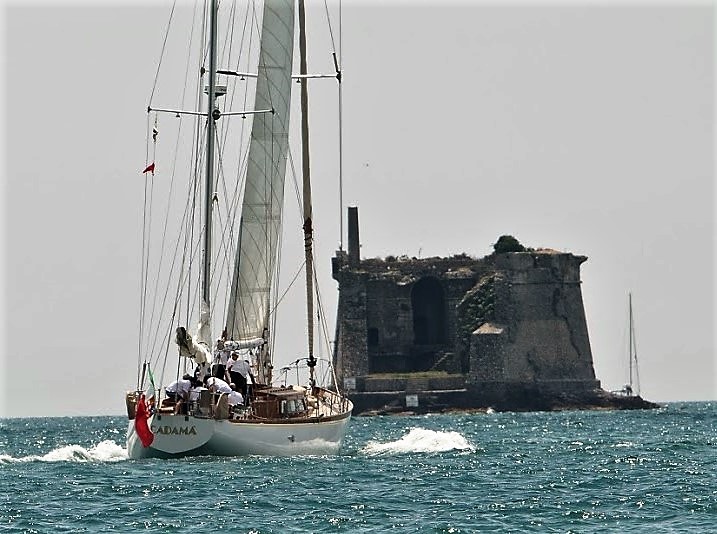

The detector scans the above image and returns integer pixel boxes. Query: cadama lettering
[151,425,197,436]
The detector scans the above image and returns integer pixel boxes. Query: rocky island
[332,207,657,414]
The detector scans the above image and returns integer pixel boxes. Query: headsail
[226,0,295,362]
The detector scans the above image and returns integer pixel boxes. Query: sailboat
[125,0,352,458]
[616,292,641,397]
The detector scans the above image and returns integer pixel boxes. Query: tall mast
[628,292,641,396]
[298,0,317,384]
[628,292,633,389]
[202,0,219,312]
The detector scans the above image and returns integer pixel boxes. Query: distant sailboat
[617,292,640,397]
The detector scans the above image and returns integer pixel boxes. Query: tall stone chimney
[347,206,360,267]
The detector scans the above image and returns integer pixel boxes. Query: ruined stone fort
[332,208,651,413]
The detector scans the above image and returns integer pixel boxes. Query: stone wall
[466,251,600,395]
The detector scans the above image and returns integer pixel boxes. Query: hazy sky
[2,1,714,417]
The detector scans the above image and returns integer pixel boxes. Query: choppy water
[1,402,715,532]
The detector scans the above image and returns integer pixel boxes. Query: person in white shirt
[165,374,192,402]
[226,352,254,398]
[204,375,232,395]
[212,339,231,379]
[227,384,244,407]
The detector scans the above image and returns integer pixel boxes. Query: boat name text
[151,425,197,436]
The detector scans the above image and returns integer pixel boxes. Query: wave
[0,440,127,464]
[361,427,475,455]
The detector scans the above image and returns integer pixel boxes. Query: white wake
[362,427,475,455]
[0,440,127,464]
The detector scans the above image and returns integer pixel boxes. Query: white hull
[127,409,352,459]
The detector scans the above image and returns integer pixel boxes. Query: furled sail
[225,0,295,350]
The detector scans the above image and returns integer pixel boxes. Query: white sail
[226,0,295,347]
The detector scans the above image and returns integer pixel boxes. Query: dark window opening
[367,327,379,347]
[411,277,447,345]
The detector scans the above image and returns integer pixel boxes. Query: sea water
[1,402,715,532]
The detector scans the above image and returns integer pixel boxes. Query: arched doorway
[411,277,447,345]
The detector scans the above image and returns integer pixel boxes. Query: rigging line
[214,119,242,289]
[157,219,198,390]
[146,0,200,360]
[200,0,210,68]
[264,87,280,367]
[140,114,160,360]
[182,215,212,338]
[207,195,233,317]
[223,150,252,334]
[631,302,640,395]
[159,212,194,388]
[337,61,344,250]
[268,173,287,357]
[287,148,303,221]
[208,127,231,286]
[138,113,154,388]
[185,120,200,329]
[186,1,207,329]
[270,146,303,355]
[270,226,281,353]
[212,0,237,157]
[145,162,202,365]
[140,142,158,359]
[147,218,197,364]
[312,264,330,348]
[268,259,307,325]
[217,83,254,294]
[219,0,236,70]
[338,0,344,250]
[146,120,207,361]
[213,145,233,329]
[215,128,253,332]
[316,282,340,391]
[322,0,338,55]
[310,235,341,392]
[219,1,254,198]
[150,221,205,372]
[234,0,252,74]
[169,0,198,326]
[148,0,178,106]
[212,126,252,335]
[224,157,258,342]
[143,110,187,348]
[144,113,206,355]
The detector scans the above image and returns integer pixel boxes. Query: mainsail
[225,0,295,358]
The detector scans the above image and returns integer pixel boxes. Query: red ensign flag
[134,394,154,447]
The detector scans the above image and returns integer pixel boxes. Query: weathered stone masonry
[330,207,650,413]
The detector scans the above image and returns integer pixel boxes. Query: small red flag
[142,162,155,175]
[134,394,154,447]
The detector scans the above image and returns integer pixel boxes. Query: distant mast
[628,292,641,396]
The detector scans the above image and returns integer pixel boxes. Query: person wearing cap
[165,374,192,402]
[204,375,232,395]
[165,374,193,414]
